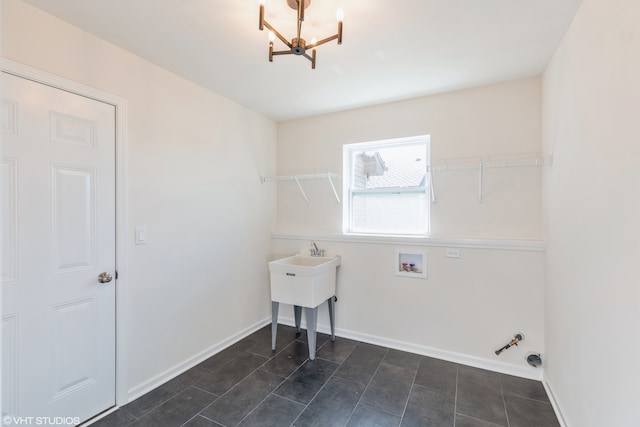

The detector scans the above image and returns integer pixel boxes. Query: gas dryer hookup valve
[495,332,524,356]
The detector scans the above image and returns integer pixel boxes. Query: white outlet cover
[446,248,460,258]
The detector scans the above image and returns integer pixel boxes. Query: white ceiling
[23,0,583,122]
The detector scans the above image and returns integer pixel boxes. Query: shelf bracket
[294,176,310,205]
[327,174,341,204]
[429,169,436,203]
[261,172,341,205]
[478,163,484,203]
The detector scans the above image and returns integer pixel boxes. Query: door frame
[1,58,130,408]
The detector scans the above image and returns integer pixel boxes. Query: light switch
[135,227,147,245]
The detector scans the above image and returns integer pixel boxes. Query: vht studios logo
[2,416,81,425]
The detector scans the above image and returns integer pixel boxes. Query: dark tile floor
[91,324,560,427]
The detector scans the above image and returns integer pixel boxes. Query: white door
[2,71,116,424]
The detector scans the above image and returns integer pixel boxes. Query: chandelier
[258,0,343,69]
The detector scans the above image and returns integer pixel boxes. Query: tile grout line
[125,386,210,426]
[117,407,139,427]
[193,343,274,402]
[501,381,511,427]
[503,390,554,405]
[453,367,459,427]
[127,384,192,422]
[183,385,222,422]
[198,412,225,426]
[109,327,323,427]
[247,328,339,426]
[456,414,508,427]
[179,413,203,427]
[289,338,361,427]
[398,355,422,426]
[341,348,390,426]
[193,331,298,426]
[231,336,309,426]
[269,341,345,405]
[179,387,222,427]
[234,345,306,427]
[189,385,220,399]
[116,327,559,427]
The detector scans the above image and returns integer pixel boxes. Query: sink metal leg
[294,305,302,336]
[271,301,279,351]
[304,306,318,360]
[327,297,336,342]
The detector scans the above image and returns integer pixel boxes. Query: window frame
[342,135,431,237]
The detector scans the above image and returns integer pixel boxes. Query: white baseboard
[278,315,543,381]
[126,317,271,402]
[543,379,569,427]
[126,314,544,406]
[83,406,120,426]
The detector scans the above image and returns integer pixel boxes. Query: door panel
[51,165,96,273]
[1,71,116,424]
[51,298,95,399]
[1,158,18,283]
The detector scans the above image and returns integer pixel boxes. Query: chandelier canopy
[258,0,343,69]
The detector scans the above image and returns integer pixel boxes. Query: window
[343,136,430,236]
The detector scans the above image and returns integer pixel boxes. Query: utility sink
[268,254,341,308]
[269,254,341,360]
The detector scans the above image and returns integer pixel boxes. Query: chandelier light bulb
[257,0,343,69]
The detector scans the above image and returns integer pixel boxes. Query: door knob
[98,272,113,283]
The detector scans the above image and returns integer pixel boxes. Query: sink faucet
[310,241,325,257]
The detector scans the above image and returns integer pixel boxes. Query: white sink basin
[269,255,341,307]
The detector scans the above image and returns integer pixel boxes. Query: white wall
[542,0,640,425]
[274,78,546,377]
[272,237,545,377]
[2,0,277,397]
[277,78,543,239]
